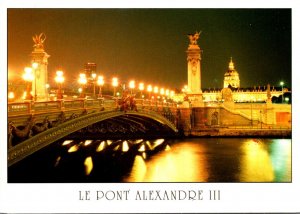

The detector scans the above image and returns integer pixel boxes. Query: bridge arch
[8,109,177,166]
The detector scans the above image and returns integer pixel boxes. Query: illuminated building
[223,57,240,88]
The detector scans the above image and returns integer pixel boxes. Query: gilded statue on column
[32,33,46,49]
[188,31,201,45]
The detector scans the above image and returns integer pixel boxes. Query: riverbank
[185,128,291,138]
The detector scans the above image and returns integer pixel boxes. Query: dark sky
[8,9,291,90]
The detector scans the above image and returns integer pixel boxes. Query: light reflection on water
[124,138,291,182]
[8,138,291,183]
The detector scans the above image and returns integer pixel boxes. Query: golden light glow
[142,152,147,159]
[138,144,146,152]
[68,144,79,153]
[96,141,106,152]
[153,139,164,148]
[146,141,152,150]
[84,140,93,146]
[62,140,73,146]
[165,89,170,96]
[97,75,104,86]
[170,90,175,97]
[129,80,135,89]
[8,92,15,99]
[239,140,274,182]
[113,145,120,151]
[126,142,208,182]
[107,140,112,145]
[112,77,118,87]
[154,86,159,94]
[78,73,87,84]
[122,140,130,152]
[55,70,64,83]
[135,139,144,144]
[84,156,93,176]
[32,62,39,69]
[147,85,153,92]
[139,82,144,91]
[160,88,165,95]
[91,73,97,79]
[124,155,147,182]
[23,67,34,82]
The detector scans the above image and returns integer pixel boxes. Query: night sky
[8,9,291,90]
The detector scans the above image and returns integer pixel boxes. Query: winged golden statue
[32,33,46,49]
[188,31,201,45]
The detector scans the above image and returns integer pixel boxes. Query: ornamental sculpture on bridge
[118,90,137,112]
[188,31,201,45]
[32,33,46,49]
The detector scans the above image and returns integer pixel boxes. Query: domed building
[223,57,240,88]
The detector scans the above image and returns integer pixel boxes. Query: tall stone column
[186,31,203,106]
[31,33,50,101]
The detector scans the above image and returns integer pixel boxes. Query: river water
[8,138,291,183]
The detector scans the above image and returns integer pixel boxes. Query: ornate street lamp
[55,70,64,100]
[112,77,119,97]
[78,73,87,98]
[8,92,15,102]
[32,62,39,101]
[91,73,97,98]
[153,86,159,99]
[182,85,188,93]
[129,80,135,95]
[22,67,34,100]
[170,90,175,100]
[280,81,284,103]
[147,85,153,99]
[139,82,144,98]
[97,75,104,98]
[165,89,170,98]
[45,84,50,101]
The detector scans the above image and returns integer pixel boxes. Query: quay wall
[178,104,291,137]
[187,128,291,138]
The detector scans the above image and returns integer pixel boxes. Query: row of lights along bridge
[20,64,176,102]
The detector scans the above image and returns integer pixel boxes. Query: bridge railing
[8,98,177,116]
[8,102,32,114]
[8,100,101,115]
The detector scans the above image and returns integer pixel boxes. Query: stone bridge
[8,99,178,166]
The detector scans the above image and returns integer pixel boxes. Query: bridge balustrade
[32,101,62,112]
[63,100,85,109]
[8,102,31,114]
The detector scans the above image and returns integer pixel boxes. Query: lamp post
[97,75,104,98]
[78,73,87,98]
[280,81,284,103]
[129,80,135,95]
[153,86,159,96]
[112,77,118,97]
[147,85,153,100]
[32,62,38,101]
[91,73,97,98]
[139,82,144,98]
[45,84,50,101]
[165,89,170,99]
[22,67,34,101]
[8,92,15,102]
[55,70,64,100]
